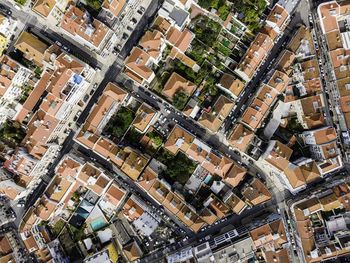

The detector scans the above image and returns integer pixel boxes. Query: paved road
[309,0,350,161]
[1,0,103,68]
[3,0,161,229]
[143,167,350,263]
[3,1,342,263]
[223,6,306,133]
[118,0,162,59]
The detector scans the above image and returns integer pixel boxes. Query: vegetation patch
[147,131,163,148]
[104,107,135,139]
[68,224,86,242]
[14,0,27,5]
[50,219,66,238]
[173,91,189,110]
[18,84,33,104]
[202,75,219,97]
[231,0,267,32]
[287,117,304,132]
[198,0,231,21]
[214,42,231,57]
[85,0,102,11]
[34,67,43,78]
[156,148,197,185]
[191,15,222,47]
[0,120,26,145]
[123,128,143,148]
[185,39,207,65]
[173,59,212,86]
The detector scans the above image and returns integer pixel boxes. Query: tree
[86,0,102,10]
[0,120,26,144]
[156,149,197,185]
[173,91,189,110]
[218,5,230,21]
[147,132,163,148]
[198,0,211,9]
[104,107,134,139]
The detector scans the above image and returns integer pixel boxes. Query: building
[217,73,245,99]
[228,123,255,153]
[123,47,155,85]
[100,0,126,20]
[132,103,157,133]
[83,242,118,263]
[317,1,350,131]
[242,178,272,206]
[139,30,167,63]
[75,82,128,154]
[0,55,33,124]
[302,126,339,160]
[61,6,112,51]
[158,0,190,30]
[235,33,274,81]
[198,95,234,133]
[162,72,196,101]
[235,4,289,81]
[292,182,350,262]
[14,32,48,66]
[32,0,69,24]
[0,14,17,42]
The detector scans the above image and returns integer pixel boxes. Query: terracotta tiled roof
[223,163,247,187]
[76,82,127,148]
[266,141,293,171]
[318,1,340,34]
[267,70,289,92]
[139,30,164,59]
[228,123,254,152]
[122,196,144,221]
[301,59,320,81]
[102,0,126,17]
[121,147,149,181]
[198,95,234,133]
[225,193,247,214]
[0,236,12,255]
[24,110,59,159]
[265,4,289,29]
[124,47,153,83]
[0,55,22,96]
[257,84,279,106]
[242,178,272,206]
[123,241,142,261]
[104,183,126,206]
[162,192,184,215]
[164,124,194,154]
[152,16,172,35]
[162,72,195,101]
[219,73,245,97]
[61,6,109,48]
[241,97,269,131]
[15,32,48,66]
[277,50,295,73]
[32,0,56,17]
[166,27,194,53]
[250,219,287,250]
[136,166,157,191]
[132,103,156,133]
[264,248,290,263]
[238,33,273,79]
[149,179,170,204]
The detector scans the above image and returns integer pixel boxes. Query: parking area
[112,0,154,54]
[0,198,16,226]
